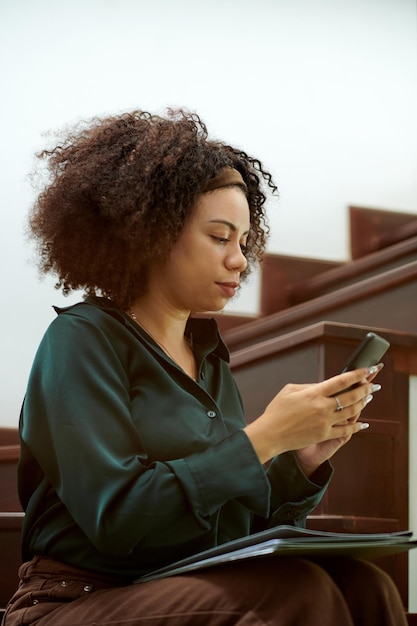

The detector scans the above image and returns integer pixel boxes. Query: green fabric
[18,296,332,580]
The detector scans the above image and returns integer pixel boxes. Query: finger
[332,420,370,438]
[335,382,381,415]
[321,363,384,398]
[360,362,384,384]
[331,392,375,427]
[332,385,379,412]
[346,412,361,424]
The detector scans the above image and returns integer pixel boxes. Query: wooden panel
[224,261,417,352]
[0,432,23,607]
[289,235,417,305]
[0,428,19,446]
[349,206,417,259]
[0,513,24,609]
[231,322,414,607]
[0,442,21,512]
[260,254,341,315]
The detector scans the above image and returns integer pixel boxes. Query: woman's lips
[216,282,239,298]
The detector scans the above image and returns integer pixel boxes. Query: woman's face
[148,186,251,313]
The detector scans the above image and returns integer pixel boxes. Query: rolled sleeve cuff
[268,452,333,526]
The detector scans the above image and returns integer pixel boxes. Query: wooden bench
[0,429,22,612]
[0,512,24,611]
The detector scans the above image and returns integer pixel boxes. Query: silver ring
[335,396,344,412]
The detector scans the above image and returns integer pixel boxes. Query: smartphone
[340,332,390,373]
[332,332,390,395]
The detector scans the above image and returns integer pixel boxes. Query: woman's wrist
[243,417,282,465]
[294,450,321,479]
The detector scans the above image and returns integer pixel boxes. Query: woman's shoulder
[53,296,125,322]
[41,296,133,348]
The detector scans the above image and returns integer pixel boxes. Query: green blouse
[18,296,332,580]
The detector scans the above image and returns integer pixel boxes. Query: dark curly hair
[29,108,278,310]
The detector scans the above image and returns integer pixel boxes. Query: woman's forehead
[193,187,250,231]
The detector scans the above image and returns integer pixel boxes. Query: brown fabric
[202,167,248,194]
[2,556,407,626]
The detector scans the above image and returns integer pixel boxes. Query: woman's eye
[211,236,230,244]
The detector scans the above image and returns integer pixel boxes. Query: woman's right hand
[243,365,383,465]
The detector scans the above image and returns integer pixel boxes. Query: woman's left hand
[295,433,357,478]
[295,370,382,478]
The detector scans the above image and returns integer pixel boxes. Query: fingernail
[367,365,378,375]
[365,394,373,404]
[371,384,381,392]
[360,422,370,430]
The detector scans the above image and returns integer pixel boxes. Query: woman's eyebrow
[208,220,250,235]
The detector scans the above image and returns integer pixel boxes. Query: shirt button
[84,584,93,592]
[206,410,216,418]
[60,581,67,587]
[32,599,39,605]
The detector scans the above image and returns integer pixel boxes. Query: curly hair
[29,109,278,310]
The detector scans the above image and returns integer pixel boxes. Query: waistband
[19,555,127,588]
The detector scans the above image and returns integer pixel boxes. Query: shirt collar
[185,316,230,363]
[56,296,230,363]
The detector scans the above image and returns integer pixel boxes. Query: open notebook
[135,525,416,583]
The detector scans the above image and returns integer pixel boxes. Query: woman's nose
[225,245,248,273]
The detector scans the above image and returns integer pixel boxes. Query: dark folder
[136,525,416,583]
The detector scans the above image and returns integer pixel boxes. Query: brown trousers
[2,555,407,626]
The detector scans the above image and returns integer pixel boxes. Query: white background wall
[1,0,416,428]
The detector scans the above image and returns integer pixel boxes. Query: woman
[3,109,406,625]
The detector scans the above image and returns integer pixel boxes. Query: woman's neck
[128,298,196,381]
